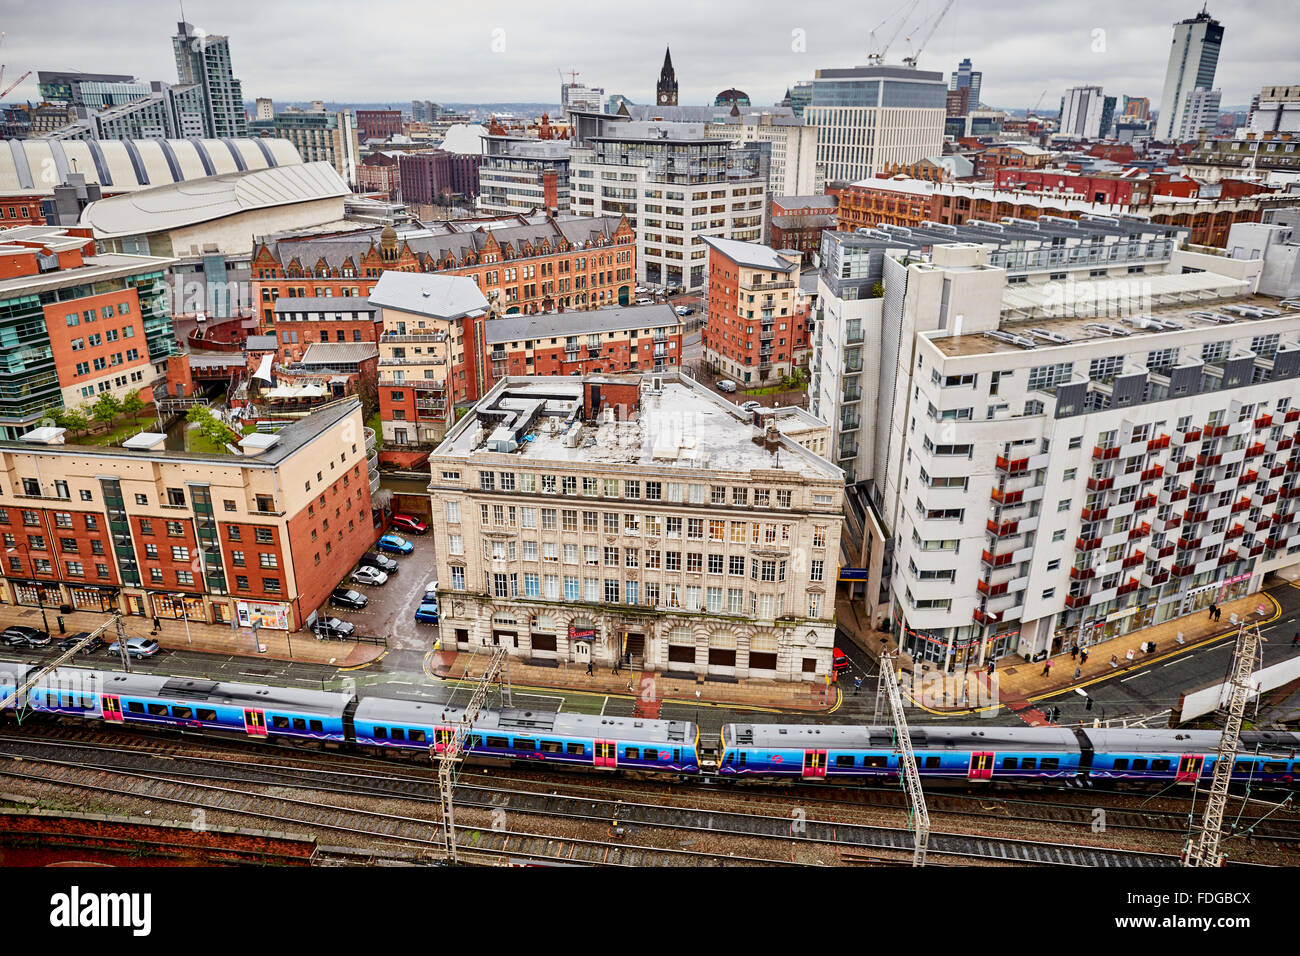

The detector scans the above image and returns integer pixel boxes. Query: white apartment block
[815,228,1300,670]
[427,372,845,682]
[567,112,767,291]
[1178,88,1222,140]
[1156,10,1223,141]
[705,112,820,199]
[802,65,946,182]
[1061,86,1106,140]
[477,137,571,217]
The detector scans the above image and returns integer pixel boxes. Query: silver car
[350,566,389,587]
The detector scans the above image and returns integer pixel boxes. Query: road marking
[599,695,609,715]
[1120,671,1148,682]
[1162,656,1192,667]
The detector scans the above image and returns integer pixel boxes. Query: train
[3,663,1299,787]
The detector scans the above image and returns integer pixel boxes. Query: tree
[870,281,885,299]
[91,393,122,428]
[120,392,146,420]
[54,407,89,435]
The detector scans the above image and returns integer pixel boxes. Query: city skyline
[2,0,1293,113]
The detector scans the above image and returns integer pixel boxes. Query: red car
[832,648,851,674]
[390,513,428,535]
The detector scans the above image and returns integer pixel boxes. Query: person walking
[1040,659,1052,677]
[853,676,862,696]
[1080,648,1089,665]
[1073,666,1082,680]
[1215,606,1222,622]
[1292,630,1299,647]
[1208,603,1217,620]
[1070,645,1079,660]
[986,660,995,676]
[585,660,593,677]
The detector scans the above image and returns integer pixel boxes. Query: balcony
[991,487,1024,505]
[1164,486,1189,502]
[996,455,1030,475]
[1171,563,1195,577]
[1139,465,1164,483]
[381,331,447,344]
[1128,522,1151,540]
[1093,445,1120,461]
[1244,442,1266,459]
[1117,578,1140,597]
[1284,486,1300,499]
[1218,550,1239,566]
[842,385,862,403]
[1069,566,1096,581]
[1254,414,1273,430]
[1189,481,1216,496]
[1183,508,1208,523]
[1086,476,1114,492]
[746,279,795,292]
[1147,434,1171,452]
[1175,459,1195,473]
[1273,465,1289,478]
[977,579,1009,596]
[759,330,774,341]
[1248,543,1265,557]
[1080,505,1108,521]
[1177,535,1202,551]
[1121,550,1145,570]
[1267,436,1293,453]
[1177,427,1203,443]
[370,471,381,495]
[1064,594,1089,609]
[363,427,376,453]
[1159,513,1182,532]
[1157,543,1175,558]
[981,549,1013,568]
[1238,469,1259,486]
[1134,494,1157,512]
[972,608,995,625]
[1287,409,1300,424]
[1143,570,1170,587]
[1076,536,1101,552]
[1205,423,1229,439]
[1196,452,1222,468]
[986,519,1019,538]
[1230,496,1251,514]
[379,378,445,392]
[1225,523,1245,540]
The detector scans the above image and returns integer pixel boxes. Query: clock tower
[656,47,678,107]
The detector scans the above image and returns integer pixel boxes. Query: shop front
[235,600,290,631]
[568,618,597,664]
[69,587,117,613]
[529,614,557,659]
[153,593,206,622]
[491,611,519,649]
[13,581,63,608]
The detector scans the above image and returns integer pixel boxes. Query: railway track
[0,735,1192,866]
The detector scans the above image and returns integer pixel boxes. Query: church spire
[657,45,678,106]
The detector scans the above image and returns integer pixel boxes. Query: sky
[3,0,1294,111]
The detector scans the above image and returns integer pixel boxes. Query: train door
[1176,755,1205,783]
[594,740,618,769]
[101,695,123,723]
[968,752,995,780]
[243,708,267,737]
[434,726,455,754]
[802,749,828,779]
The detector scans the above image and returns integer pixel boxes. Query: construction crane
[901,0,956,68]
[1,70,30,101]
[867,0,921,66]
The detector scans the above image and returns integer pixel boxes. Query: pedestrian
[1080,648,1089,665]
[625,679,633,693]
[1215,607,1222,622]
[1208,603,1217,620]
[1292,631,1299,647]
[1070,645,1079,660]
[612,658,620,676]
[585,660,593,676]
[986,660,995,676]
[1040,659,1052,677]
[151,615,160,635]
[853,676,862,696]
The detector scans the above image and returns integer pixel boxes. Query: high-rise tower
[1155,8,1224,140]
[172,21,248,138]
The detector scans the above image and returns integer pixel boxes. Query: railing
[1093,445,1119,460]
[745,280,795,292]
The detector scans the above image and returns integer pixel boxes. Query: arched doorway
[531,613,557,659]
[569,616,597,664]
[618,285,630,306]
[491,612,518,649]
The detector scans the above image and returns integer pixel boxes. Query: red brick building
[356,153,401,200]
[0,401,378,630]
[701,236,804,385]
[0,197,45,228]
[270,297,379,361]
[770,195,838,266]
[484,304,684,383]
[356,109,403,142]
[398,150,483,203]
[251,214,637,322]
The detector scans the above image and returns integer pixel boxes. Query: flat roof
[701,235,799,272]
[273,296,373,313]
[367,270,490,320]
[300,342,379,364]
[0,251,176,299]
[485,304,681,344]
[436,374,842,481]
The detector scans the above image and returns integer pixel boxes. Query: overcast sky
[4,0,1293,111]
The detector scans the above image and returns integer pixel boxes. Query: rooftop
[368,271,489,320]
[79,161,350,238]
[300,342,379,365]
[0,250,175,298]
[485,304,681,344]
[272,296,374,313]
[436,373,843,482]
[701,235,800,272]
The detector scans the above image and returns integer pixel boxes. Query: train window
[272,716,290,728]
[540,740,562,753]
[293,718,307,731]
[197,709,217,721]
[147,704,168,716]
[1264,762,1286,773]
[1131,759,1148,772]
[624,747,640,760]
[1021,758,1036,770]
[126,701,143,713]
[310,720,324,733]
[486,736,508,749]
[1234,759,1255,773]
[1001,757,1018,769]
[735,752,748,767]
[1112,758,1129,770]
[1041,758,1059,770]
[567,743,584,755]
[374,727,387,739]
[80,697,94,708]
[172,706,193,719]
[835,755,855,768]
[514,738,536,751]
[863,755,887,768]
[1151,759,1170,772]
[408,729,425,743]
[390,728,404,741]
[924,757,940,768]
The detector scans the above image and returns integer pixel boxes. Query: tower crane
[901,0,956,68]
[1,70,30,101]
[867,0,921,66]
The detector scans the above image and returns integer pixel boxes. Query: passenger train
[3,664,1298,787]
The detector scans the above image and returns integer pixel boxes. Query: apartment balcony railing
[746,279,795,292]
[1081,506,1109,521]
[981,549,1014,568]
[1218,550,1240,566]
[1196,452,1222,468]
[379,378,445,392]
[991,487,1024,505]
[1086,476,1114,492]
[1147,434,1171,452]
[1140,465,1164,482]
[1064,594,1089,609]
[1286,410,1300,424]
[1117,578,1140,597]
[1093,445,1120,461]
[1134,495,1157,512]
[1076,536,1102,552]
[1175,459,1195,473]
[1245,442,1266,459]
[1254,414,1273,430]
[996,455,1030,475]
[1121,550,1145,570]
[1069,566,1095,581]
[1157,543,1176,558]
[1183,508,1208,524]
[1176,426,1203,444]
[986,519,1019,538]
[1205,423,1229,438]
[1128,522,1151,540]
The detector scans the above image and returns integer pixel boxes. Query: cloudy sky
[4,0,1293,110]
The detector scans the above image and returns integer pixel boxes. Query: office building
[477,135,571,217]
[249,108,360,185]
[356,109,403,142]
[1246,86,1300,135]
[426,372,845,681]
[1178,88,1223,140]
[802,64,946,181]
[1156,9,1224,140]
[949,58,982,110]
[1061,86,1107,139]
[704,111,819,198]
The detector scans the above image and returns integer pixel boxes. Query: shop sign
[237,600,289,631]
[568,624,596,641]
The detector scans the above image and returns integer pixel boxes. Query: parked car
[424,579,439,601]
[57,633,104,655]
[329,588,368,610]
[390,513,429,535]
[376,534,414,555]
[635,296,653,306]
[350,566,389,587]
[739,400,763,414]
[415,600,440,625]
[2,625,50,648]
[635,286,648,295]
[312,617,356,640]
[108,637,160,660]
[833,647,851,674]
[675,305,694,316]
[716,379,737,393]
[358,552,398,574]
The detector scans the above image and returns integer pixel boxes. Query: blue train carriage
[925,726,1085,782]
[48,670,353,745]
[351,696,450,753]
[24,667,110,720]
[719,724,902,779]
[1084,729,1300,785]
[0,663,28,717]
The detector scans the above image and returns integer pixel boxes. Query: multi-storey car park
[811,224,1300,670]
[426,372,844,682]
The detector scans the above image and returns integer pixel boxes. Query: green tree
[54,407,89,435]
[91,393,122,428]
[120,392,146,420]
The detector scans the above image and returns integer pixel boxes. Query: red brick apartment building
[250,214,637,325]
[484,304,684,382]
[700,236,805,385]
[769,195,838,266]
[270,297,379,363]
[398,150,483,203]
[0,401,376,631]
[356,153,401,200]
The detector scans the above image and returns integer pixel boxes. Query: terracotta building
[769,195,837,266]
[355,109,403,142]
[701,236,805,385]
[398,150,483,203]
[356,153,401,201]
[0,401,377,630]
